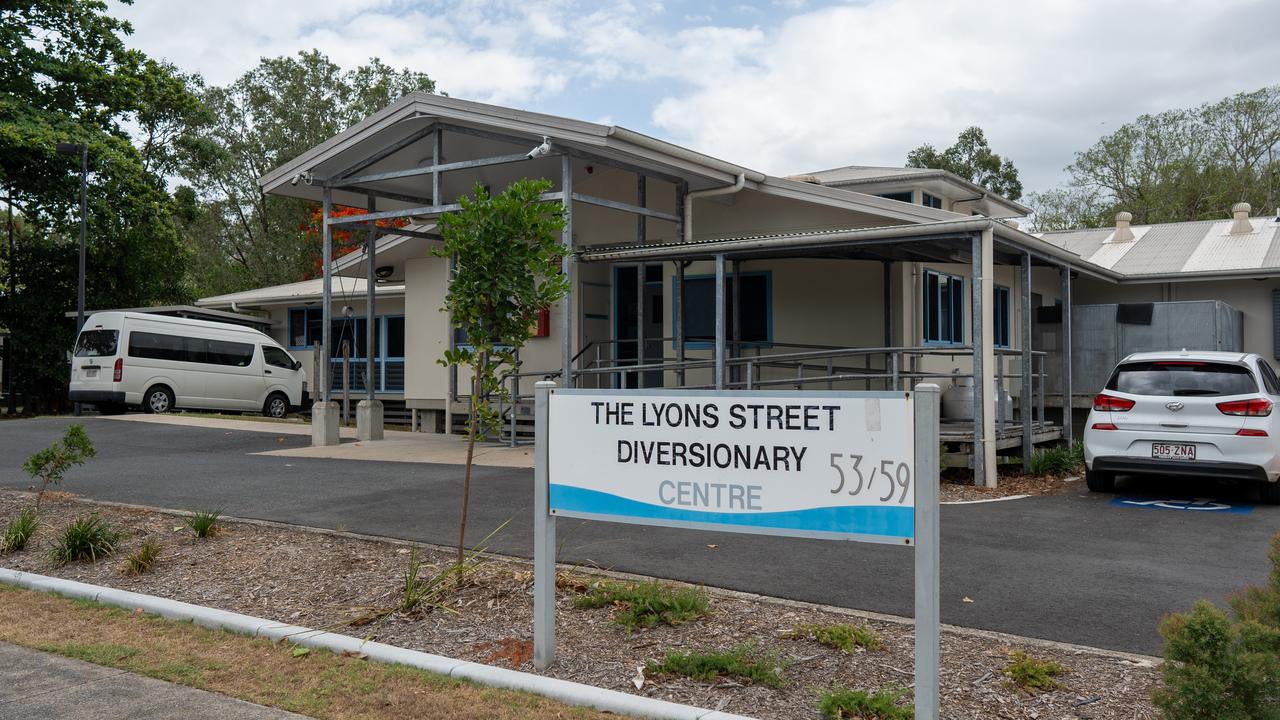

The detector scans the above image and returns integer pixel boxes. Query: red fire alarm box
[533,307,551,337]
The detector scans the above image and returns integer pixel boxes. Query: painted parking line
[1109,497,1253,514]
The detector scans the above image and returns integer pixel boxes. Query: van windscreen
[74,330,119,357]
[1106,361,1258,397]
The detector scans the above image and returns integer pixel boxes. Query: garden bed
[0,490,1159,719]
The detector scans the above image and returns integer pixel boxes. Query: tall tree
[906,126,1024,200]
[1,0,198,410]
[177,52,437,298]
[1028,85,1280,231]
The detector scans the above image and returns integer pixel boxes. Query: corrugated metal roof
[197,278,405,308]
[1040,216,1280,278]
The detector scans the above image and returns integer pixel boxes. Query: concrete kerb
[0,568,755,720]
[43,492,1163,666]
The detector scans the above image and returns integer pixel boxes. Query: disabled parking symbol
[1110,497,1253,514]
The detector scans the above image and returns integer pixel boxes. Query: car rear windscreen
[73,329,119,357]
[1106,361,1258,397]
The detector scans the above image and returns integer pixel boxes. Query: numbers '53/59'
[828,453,911,504]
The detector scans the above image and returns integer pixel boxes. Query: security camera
[290,173,301,186]
[526,136,553,159]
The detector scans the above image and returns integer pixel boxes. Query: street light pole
[57,142,88,416]
[5,186,14,415]
[74,146,87,334]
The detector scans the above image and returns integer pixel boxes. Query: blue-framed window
[923,269,963,344]
[292,312,403,360]
[922,192,943,209]
[673,271,773,348]
[877,191,913,204]
[994,285,1011,348]
[288,307,323,348]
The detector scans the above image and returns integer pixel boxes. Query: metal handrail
[494,344,1054,446]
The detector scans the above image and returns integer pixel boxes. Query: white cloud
[112,0,1280,191]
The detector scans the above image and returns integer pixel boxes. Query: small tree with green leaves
[24,424,97,508]
[1154,533,1280,719]
[435,178,568,569]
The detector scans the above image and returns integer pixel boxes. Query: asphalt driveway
[1,416,1275,656]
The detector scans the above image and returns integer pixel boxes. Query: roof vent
[1113,211,1134,242]
[1230,202,1254,235]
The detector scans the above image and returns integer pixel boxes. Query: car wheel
[143,385,174,414]
[1260,482,1280,506]
[1085,469,1115,493]
[263,392,289,419]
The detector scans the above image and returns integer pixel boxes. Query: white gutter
[0,568,752,720]
[683,173,747,242]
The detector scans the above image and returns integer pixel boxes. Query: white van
[69,312,305,418]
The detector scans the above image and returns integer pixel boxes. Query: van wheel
[263,393,289,419]
[1085,469,1116,493]
[1260,482,1280,506]
[143,385,174,414]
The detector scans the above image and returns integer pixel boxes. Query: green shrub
[1002,651,1067,692]
[399,548,481,613]
[1154,534,1280,719]
[785,622,882,653]
[1028,443,1082,477]
[50,514,123,566]
[186,508,223,539]
[645,643,787,688]
[573,579,709,631]
[123,539,162,575]
[1,507,40,553]
[817,688,913,719]
[24,424,96,507]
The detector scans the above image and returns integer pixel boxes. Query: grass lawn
[0,584,616,720]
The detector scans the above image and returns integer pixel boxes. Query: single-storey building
[208,92,1280,487]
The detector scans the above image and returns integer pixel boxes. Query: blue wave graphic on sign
[550,485,914,539]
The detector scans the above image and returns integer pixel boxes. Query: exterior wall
[1075,276,1280,362]
[404,257,449,406]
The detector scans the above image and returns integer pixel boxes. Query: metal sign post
[532,381,941,719]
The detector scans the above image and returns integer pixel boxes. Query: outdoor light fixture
[375,265,394,280]
[526,136,553,159]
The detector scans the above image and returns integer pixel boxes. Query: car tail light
[1216,398,1273,416]
[1236,428,1270,437]
[1091,422,1118,431]
[113,357,123,382]
[1093,394,1135,412]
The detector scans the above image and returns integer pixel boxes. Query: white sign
[548,389,916,544]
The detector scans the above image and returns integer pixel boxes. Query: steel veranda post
[321,187,333,404]
[533,380,556,670]
[913,383,941,720]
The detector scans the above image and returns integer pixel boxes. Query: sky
[113,0,1280,194]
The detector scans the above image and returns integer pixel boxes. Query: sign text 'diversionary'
[548,390,915,543]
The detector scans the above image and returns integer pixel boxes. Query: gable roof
[258,93,960,226]
[801,164,1033,217]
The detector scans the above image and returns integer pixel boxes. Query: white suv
[1083,351,1280,504]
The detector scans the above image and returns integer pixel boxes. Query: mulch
[0,490,1158,720]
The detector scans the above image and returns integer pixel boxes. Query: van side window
[263,346,295,369]
[206,340,254,367]
[128,332,186,362]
